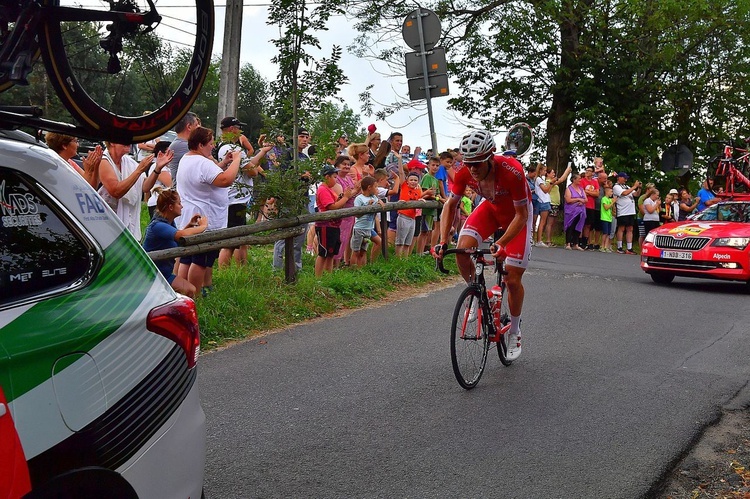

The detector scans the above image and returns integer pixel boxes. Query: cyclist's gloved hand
[490,243,507,260]
[431,242,448,259]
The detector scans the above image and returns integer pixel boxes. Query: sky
[210,4,482,152]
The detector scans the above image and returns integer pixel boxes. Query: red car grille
[654,235,710,250]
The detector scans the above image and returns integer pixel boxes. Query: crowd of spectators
[50,116,724,297]
[534,158,720,254]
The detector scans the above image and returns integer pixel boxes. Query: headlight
[712,237,750,249]
[644,232,656,243]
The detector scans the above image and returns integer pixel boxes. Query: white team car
[0,129,205,498]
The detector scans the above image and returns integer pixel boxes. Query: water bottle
[489,285,503,337]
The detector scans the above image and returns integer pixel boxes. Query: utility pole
[216,0,243,133]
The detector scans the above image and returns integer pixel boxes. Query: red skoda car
[640,197,750,287]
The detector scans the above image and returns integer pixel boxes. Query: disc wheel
[37,0,213,143]
[450,286,490,390]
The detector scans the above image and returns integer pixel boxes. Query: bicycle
[0,0,214,143]
[435,246,514,390]
[706,139,750,196]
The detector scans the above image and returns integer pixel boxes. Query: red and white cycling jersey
[450,154,533,268]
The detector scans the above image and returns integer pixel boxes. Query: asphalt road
[199,247,750,498]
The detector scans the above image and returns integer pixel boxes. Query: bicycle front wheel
[496,282,513,366]
[38,0,213,143]
[450,286,490,389]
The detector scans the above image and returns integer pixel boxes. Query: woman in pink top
[564,173,587,250]
[334,155,360,267]
[347,143,371,180]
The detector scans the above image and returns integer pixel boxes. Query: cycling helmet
[460,130,496,161]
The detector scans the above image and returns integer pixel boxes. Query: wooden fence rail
[146,200,441,282]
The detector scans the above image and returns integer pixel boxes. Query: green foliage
[176,53,222,130]
[196,246,452,348]
[266,0,348,153]
[236,63,269,142]
[305,102,362,162]
[0,23,268,142]
[349,0,750,179]
[251,164,314,217]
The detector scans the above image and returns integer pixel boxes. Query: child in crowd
[396,172,425,257]
[435,151,457,238]
[460,187,473,228]
[350,177,385,267]
[374,168,401,199]
[417,157,441,255]
[371,169,402,261]
[314,165,352,277]
[600,186,614,252]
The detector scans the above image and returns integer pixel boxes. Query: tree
[267,0,347,153]
[236,63,269,142]
[304,102,362,161]
[348,0,750,177]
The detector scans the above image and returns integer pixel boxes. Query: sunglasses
[465,162,485,169]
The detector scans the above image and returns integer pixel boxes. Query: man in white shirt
[612,171,641,254]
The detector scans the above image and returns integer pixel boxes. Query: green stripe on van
[1,232,160,401]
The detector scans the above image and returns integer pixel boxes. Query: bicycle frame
[710,140,750,197]
[436,247,508,341]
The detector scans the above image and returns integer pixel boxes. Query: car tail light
[147,297,201,369]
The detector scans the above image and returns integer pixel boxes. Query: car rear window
[0,168,97,307]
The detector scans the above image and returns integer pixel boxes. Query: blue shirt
[696,188,715,212]
[435,165,449,200]
[142,215,178,280]
[354,194,378,230]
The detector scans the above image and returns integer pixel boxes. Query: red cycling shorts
[459,200,532,269]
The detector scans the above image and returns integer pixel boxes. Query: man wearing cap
[334,131,349,157]
[273,128,313,271]
[218,117,254,156]
[314,164,354,276]
[612,172,641,254]
[216,117,273,267]
[282,128,311,166]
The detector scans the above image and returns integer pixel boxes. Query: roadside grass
[195,246,455,349]
[140,208,455,349]
[142,210,636,351]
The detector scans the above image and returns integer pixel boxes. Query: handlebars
[433,247,499,275]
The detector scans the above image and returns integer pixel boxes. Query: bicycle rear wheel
[450,286,490,389]
[37,0,213,143]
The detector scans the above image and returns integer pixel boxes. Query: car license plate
[662,250,692,260]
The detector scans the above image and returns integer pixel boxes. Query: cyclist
[434,130,532,360]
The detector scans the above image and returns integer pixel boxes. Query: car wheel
[650,272,675,285]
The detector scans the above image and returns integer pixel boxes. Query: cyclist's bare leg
[505,264,525,317]
[455,233,480,283]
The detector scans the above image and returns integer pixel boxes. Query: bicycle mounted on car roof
[0,0,214,143]
[706,138,750,198]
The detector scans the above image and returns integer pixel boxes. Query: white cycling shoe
[505,330,522,360]
[467,299,479,322]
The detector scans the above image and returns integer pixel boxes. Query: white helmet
[459,130,496,161]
